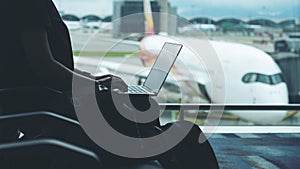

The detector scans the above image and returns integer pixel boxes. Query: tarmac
[210,133,300,169]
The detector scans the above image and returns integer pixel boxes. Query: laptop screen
[144,42,183,92]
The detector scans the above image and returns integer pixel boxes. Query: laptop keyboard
[128,86,152,94]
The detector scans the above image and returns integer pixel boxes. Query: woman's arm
[21,25,128,92]
[74,68,94,78]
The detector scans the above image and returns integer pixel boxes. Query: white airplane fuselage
[139,35,289,124]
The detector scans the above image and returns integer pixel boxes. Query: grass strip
[73,51,135,57]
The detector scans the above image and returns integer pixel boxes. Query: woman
[0,0,219,168]
[0,0,127,118]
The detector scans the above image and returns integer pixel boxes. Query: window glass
[242,73,258,83]
[271,73,284,84]
[52,0,300,126]
[257,74,271,84]
[243,73,285,85]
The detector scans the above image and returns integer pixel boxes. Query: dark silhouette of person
[0,1,219,168]
[0,0,127,118]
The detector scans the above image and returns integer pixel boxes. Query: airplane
[138,34,289,124]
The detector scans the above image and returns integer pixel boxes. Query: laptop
[124,42,183,96]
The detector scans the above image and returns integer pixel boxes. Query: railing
[158,104,300,133]
[159,104,300,111]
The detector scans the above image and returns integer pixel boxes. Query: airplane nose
[270,90,282,95]
[268,89,289,103]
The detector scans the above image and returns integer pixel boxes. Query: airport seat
[0,139,101,169]
[0,111,113,151]
[0,112,165,169]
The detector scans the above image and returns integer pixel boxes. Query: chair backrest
[0,111,97,150]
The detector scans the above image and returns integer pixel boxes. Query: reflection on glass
[63,0,299,127]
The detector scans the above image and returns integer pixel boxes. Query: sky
[53,0,300,19]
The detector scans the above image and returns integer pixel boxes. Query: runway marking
[201,126,300,133]
[244,156,280,169]
[275,133,300,138]
[224,155,252,169]
[256,146,286,156]
[291,133,300,137]
[235,133,260,138]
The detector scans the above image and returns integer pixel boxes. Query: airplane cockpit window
[242,73,257,83]
[257,74,272,84]
[270,73,285,84]
[242,73,285,85]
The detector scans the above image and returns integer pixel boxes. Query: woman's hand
[96,74,128,92]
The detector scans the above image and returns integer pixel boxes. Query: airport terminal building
[112,0,178,37]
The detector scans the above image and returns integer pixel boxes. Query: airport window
[2,1,299,168]
[53,0,300,127]
[52,0,299,100]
